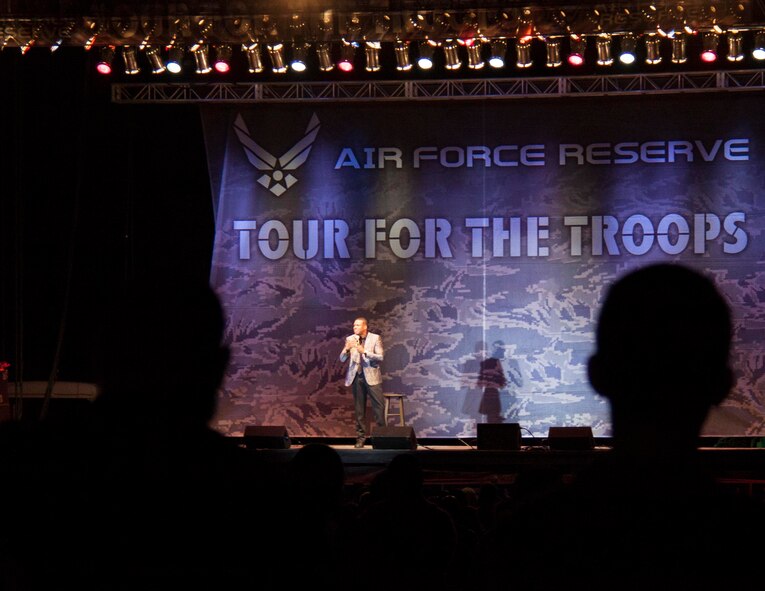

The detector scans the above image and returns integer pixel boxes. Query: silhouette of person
[1,274,283,590]
[480,263,765,590]
[90,274,288,589]
[353,453,457,590]
[278,443,358,590]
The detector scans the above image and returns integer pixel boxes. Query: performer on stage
[339,317,385,448]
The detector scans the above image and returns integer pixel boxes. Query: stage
[6,386,765,497]
[242,436,765,497]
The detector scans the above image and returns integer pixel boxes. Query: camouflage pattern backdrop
[201,92,765,438]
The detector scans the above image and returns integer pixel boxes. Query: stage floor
[244,437,765,490]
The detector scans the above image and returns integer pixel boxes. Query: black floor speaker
[477,422,522,450]
[243,425,291,449]
[371,425,417,450]
[547,426,594,450]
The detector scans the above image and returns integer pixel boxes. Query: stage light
[96,46,115,75]
[443,39,462,70]
[753,31,765,60]
[727,30,743,62]
[516,38,533,68]
[645,35,662,65]
[671,35,687,64]
[316,42,334,72]
[145,45,166,74]
[567,35,585,67]
[462,38,484,70]
[417,40,436,70]
[213,44,232,73]
[244,42,263,73]
[268,43,288,73]
[122,45,140,75]
[701,32,719,63]
[488,39,507,68]
[19,39,34,55]
[619,34,637,64]
[337,41,356,72]
[84,32,98,51]
[192,44,211,74]
[546,37,562,67]
[291,43,309,72]
[365,41,382,72]
[394,40,412,71]
[166,46,184,74]
[596,35,613,66]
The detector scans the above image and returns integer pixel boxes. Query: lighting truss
[112,70,765,104]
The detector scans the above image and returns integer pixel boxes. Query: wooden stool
[383,393,406,426]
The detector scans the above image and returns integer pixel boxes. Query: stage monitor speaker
[243,425,291,449]
[477,422,522,450]
[371,425,417,450]
[547,426,594,450]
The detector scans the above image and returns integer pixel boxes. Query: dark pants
[352,372,385,438]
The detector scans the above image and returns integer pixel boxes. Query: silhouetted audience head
[93,273,230,426]
[287,442,346,511]
[588,263,733,447]
[383,452,424,500]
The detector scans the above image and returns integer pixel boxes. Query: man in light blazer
[339,317,385,448]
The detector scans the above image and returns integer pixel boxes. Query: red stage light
[568,35,586,67]
[338,60,354,73]
[700,49,717,63]
[96,46,115,75]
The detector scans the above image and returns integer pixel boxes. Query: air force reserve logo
[233,113,320,197]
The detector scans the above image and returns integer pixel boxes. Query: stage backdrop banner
[201,93,765,438]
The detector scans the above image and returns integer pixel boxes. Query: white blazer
[339,332,384,387]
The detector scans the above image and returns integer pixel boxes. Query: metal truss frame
[112,70,765,104]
